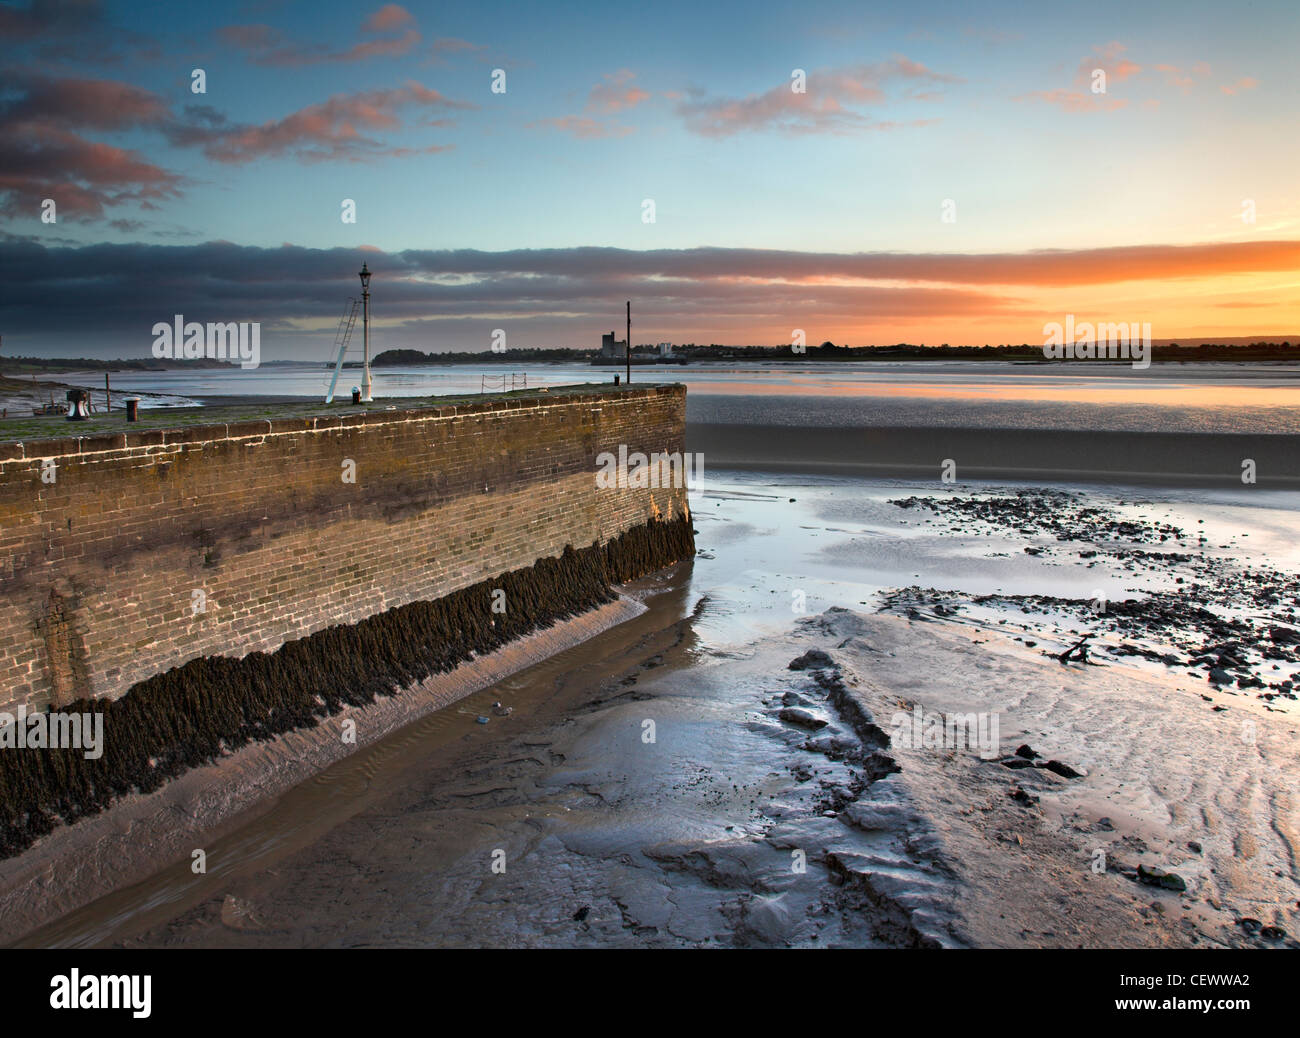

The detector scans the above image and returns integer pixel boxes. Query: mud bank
[688,422,1300,487]
[806,609,1300,948]
[50,592,1288,949]
[0,594,647,944]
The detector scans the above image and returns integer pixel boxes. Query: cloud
[675,58,960,137]
[0,0,103,39]
[0,0,158,65]
[1074,42,1141,88]
[1154,62,1211,92]
[0,63,467,223]
[0,72,169,130]
[0,126,184,220]
[1015,89,1128,113]
[0,72,182,220]
[1220,76,1259,95]
[527,116,633,139]
[427,36,485,62]
[164,82,470,163]
[2,239,1293,354]
[362,3,414,32]
[531,70,652,138]
[588,69,651,114]
[219,5,421,66]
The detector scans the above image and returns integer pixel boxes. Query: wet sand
[0,596,646,944]
[689,422,1300,487]
[32,597,1294,949]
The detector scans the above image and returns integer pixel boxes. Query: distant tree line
[372,348,597,365]
[668,341,1299,362]
[0,355,239,373]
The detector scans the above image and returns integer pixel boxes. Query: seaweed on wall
[0,514,694,859]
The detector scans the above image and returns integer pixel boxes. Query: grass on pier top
[0,381,669,446]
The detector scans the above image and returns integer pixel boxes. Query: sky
[1,0,1297,359]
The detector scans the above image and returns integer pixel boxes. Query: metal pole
[105,372,111,412]
[362,284,372,402]
[625,300,631,385]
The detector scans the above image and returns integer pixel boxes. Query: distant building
[600,331,626,359]
[657,342,674,358]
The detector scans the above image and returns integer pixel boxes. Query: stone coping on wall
[0,382,686,463]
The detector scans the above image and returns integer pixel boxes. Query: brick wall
[0,384,689,713]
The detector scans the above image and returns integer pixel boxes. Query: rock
[1187,841,1202,853]
[1238,917,1263,935]
[1261,925,1287,940]
[220,895,265,931]
[572,905,590,922]
[1137,864,1187,892]
[1015,744,1040,760]
[778,707,828,730]
[491,701,513,716]
[1038,759,1084,779]
[998,757,1036,770]
[788,649,835,671]
[1008,786,1039,807]
[1208,668,1235,687]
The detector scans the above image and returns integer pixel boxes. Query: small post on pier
[105,372,111,412]
[359,262,373,403]
[625,300,631,385]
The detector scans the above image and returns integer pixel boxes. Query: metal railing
[480,373,528,394]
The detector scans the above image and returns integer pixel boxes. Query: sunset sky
[1,0,1297,358]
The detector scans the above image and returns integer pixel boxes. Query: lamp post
[359,262,373,402]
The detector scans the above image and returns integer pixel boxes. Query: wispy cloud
[219,5,421,66]
[1154,61,1211,92]
[1015,89,1128,113]
[1220,76,1259,95]
[531,69,652,138]
[675,58,960,137]
[1074,41,1141,87]
[527,115,633,139]
[165,82,470,163]
[588,69,651,114]
[362,3,414,32]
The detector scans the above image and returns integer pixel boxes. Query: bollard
[351,386,362,404]
[65,389,90,420]
[125,397,140,422]
[614,375,620,385]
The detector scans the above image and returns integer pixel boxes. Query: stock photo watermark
[152,315,260,369]
[1042,315,1151,369]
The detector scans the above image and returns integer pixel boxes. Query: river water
[56,359,1300,433]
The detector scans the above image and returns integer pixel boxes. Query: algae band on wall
[0,515,694,860]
